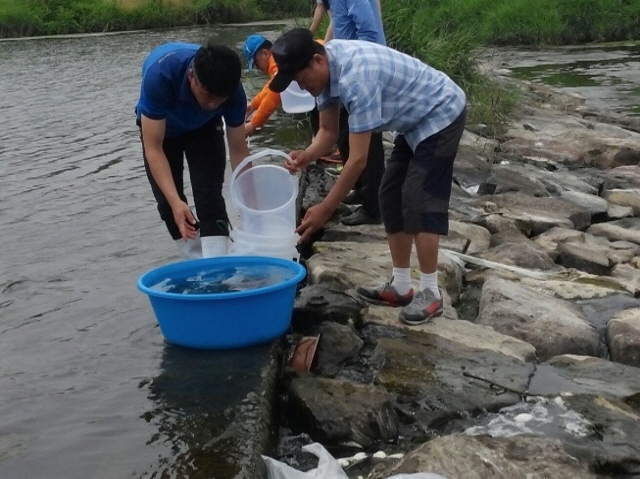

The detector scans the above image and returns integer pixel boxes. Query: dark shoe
[400,289,444,325]
[357,280,414,307]
[340,207,381,226]
[342,190,363,205]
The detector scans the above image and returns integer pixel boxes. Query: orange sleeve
[251,89,265,110]
[250,56,281,129]
[250,88,280,128]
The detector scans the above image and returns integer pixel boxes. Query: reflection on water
[143,343,274,478]
[514,66,601,88]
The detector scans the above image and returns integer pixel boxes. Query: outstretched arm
[226,123,251,172]
[285,102,340,172]
[141,115,197,240]
[310,2,327,34]
[324,11,334,42]
[296,129,372,242]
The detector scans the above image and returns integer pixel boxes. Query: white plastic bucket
[229,226,300,261]
[230,149,299,236]
[232,224,299,243]
[280,81,316,114]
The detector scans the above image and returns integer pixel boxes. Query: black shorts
[379,108,466,235]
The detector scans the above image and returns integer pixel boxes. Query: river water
[485,43,640,116]
[0,24,310,478]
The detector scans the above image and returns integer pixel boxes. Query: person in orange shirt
[242,35,281,137]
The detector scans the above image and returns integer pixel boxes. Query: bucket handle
[230,148,298,189]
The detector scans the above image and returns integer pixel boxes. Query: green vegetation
[383,0,640,47]
[381,0,638,129]
[0,0,308,37]
[12,0,636,43]
[3,0,639,131]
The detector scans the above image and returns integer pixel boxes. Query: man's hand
[296,202,334,242]
[245,103,256,120]
[172,201,198,240]
[285,149,314,173]
[244,122,257,137]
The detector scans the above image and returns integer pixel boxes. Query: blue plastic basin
[137,256,306,350]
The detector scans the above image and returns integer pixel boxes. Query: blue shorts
[379,108,466,235]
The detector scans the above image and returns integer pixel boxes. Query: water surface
[0,24,309,478]
[151,264,298,294]
[487,44,640,116]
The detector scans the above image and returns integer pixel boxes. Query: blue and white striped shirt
[318,40,466,151]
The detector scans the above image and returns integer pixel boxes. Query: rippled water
[151,264,297,294]
[0,25,310,478]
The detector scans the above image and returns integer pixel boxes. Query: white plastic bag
[262,442,448,479]
[263,443,349,479]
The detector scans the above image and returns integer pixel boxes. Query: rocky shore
[272,67,640,478]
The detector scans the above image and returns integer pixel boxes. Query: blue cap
[243,34,268,71]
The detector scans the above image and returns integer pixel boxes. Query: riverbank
[269,61,640,478]
[4,0,640,132]
[4,0,639,43]
[383,0,640,47]
[0,0,307,37]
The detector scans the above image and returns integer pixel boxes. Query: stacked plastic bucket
[229,149,300,261]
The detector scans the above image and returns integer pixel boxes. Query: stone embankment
[277,69,640,478]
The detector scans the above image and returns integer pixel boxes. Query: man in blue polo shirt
[269,29,467,326]
[137,40,250,259]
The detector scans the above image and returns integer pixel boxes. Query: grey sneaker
[400,288,444,325]
[357,279,414,307]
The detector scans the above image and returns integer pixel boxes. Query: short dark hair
[192,41,241,98]
[258,39,273,52]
